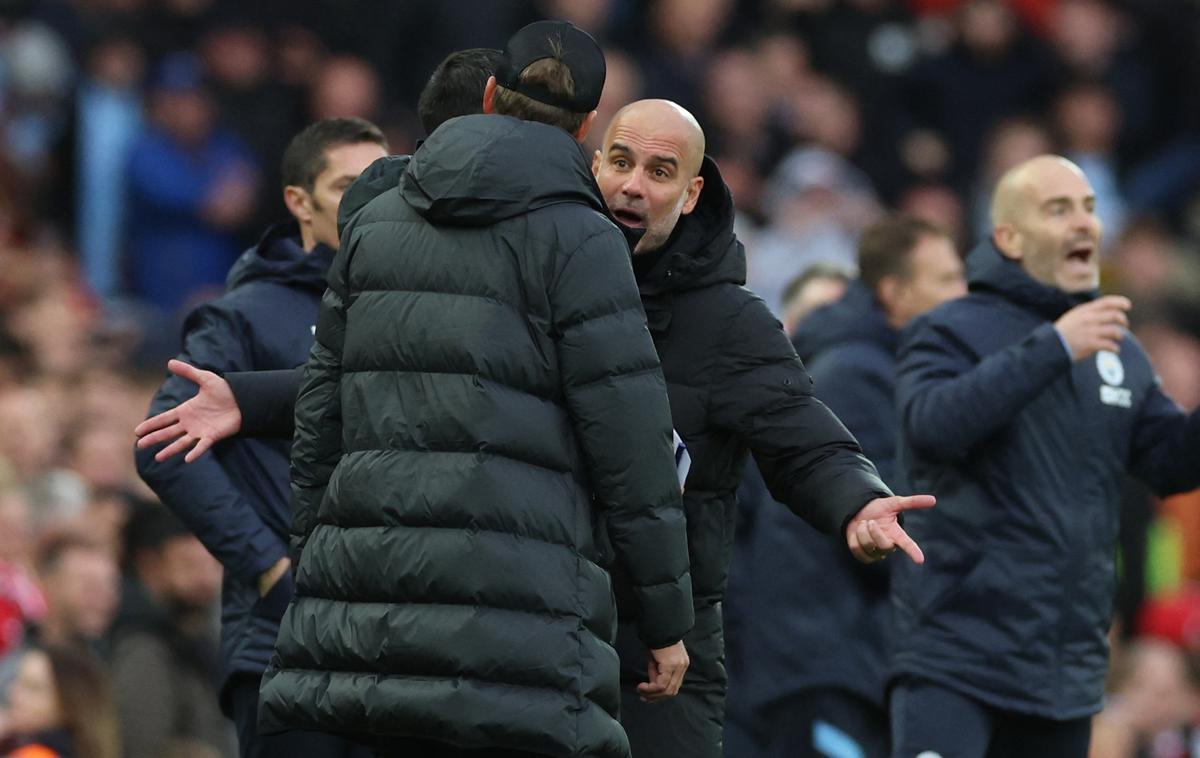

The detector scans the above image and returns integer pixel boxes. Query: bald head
[592,98,708,254]
[991,155,1087,228]
[605,99,706,178]
[990,154,1103,293]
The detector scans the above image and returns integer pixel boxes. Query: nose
[621,169,645,198]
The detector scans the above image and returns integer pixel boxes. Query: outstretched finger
[184,436,216,464]
[134,409,178,439]
[887,522,926,565]
[167,359,208,386]
[136,421,184,450]
[155,434,197,463]
[892,495,936,513]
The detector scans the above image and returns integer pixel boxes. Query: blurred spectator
[778,262,852,336]
[198,18,302,235]
[639,0,735,115]
[1053,80,1128,245]
[1091,639,1200,758]
[585,48,643,154]
[1107,219,1186,304]
[110,505,229,758]
[2,644,119,758]
[74,32,144,298]
[34,534,118,653]
[308,55,381,122]
[906,0,1057,190]
[749,146,880,315]
[1049,0,1157,159]
[898,181,967,247]
[0,479,45,661]
[969,115,1054,241]
[125,53,260,314]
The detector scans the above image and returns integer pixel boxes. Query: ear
[681,175,705,215]
[283,185,313,225]
[876,274,902,314]
[993,224,1022,261]
[591,148,602,178]
[482,76,498,114]
[573,111,598,143]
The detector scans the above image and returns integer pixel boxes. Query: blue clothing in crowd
[125,125,257,312]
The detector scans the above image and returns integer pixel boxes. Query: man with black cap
[256,21,694,758]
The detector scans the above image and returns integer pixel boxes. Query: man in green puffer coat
[258,21,694,758]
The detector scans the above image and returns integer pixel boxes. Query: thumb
[167,359,207,386]
[889,495,936,514]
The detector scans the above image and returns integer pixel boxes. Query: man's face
[892,233,967,327]
[592,111,703,254]
[305,141,388,250]
[45,548,119,641]
[1001,163,1103,293]
[158,535,222,613]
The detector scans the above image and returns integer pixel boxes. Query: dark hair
[857,214,948,294]
[37,644,120,758]
[492,48,589,135]
[781,263,852,307]
[122,502,190,571]
[35,531,107,577]
[417,48,502,135]
[280,117,388,192]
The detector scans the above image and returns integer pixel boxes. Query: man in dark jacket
[725,215,965,757]
[590,99,936,758]
[257,22,694,758]
[135,117,388,758]
[134,48,504,455]
[890,155,1200,757]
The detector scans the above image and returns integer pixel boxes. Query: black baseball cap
[495,20,606,112]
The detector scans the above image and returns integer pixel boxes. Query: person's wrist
[258,556,291,597]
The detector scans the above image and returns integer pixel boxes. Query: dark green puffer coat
[258,115,695,758]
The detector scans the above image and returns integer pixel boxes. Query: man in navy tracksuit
[136,118,388,758]
[726,215,965,758]
[889,155,1200,757]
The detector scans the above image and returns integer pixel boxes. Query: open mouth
[1065,244,1094,264]
[613,209,645,228]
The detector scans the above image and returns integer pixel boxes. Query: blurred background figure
[109,504,226,758]
[1,644,119,758]
[124,53,259,315]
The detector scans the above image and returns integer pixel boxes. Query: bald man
[888,155,1200,757]
[592,99,934,757]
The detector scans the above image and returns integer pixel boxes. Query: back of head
[857,214,945,295]
[492,20,606,136]
[418,48,502,135]
[280,117,388,193]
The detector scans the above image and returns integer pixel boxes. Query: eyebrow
[608,142,679,169]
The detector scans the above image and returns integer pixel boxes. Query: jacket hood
[400,114,607,226]
[967,237,1095,319]
[336,154,411,239]
[225,222,333,294]
[636,155,747,296]
[792,281,897,363]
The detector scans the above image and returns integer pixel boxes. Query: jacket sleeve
[550,228,694,649]
[1128,380,1200,496]
[135,307,288,584]
[896,318,1072,463]
[225,368,303,439]
[289,235,351,565]
[708,298,891,535]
